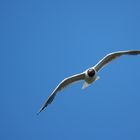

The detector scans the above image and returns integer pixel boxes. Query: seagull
[37,50,140,114]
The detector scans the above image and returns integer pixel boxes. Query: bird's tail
[82,76,100,89]
[82,82,91,89]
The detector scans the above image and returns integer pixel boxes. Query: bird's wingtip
[36,107,44,115]
[36,112,40,116]
[36,111,41,115]
[36,110,41,116]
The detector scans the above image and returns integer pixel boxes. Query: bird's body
[37,50,140,115]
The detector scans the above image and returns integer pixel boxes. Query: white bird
[37,50,140,114]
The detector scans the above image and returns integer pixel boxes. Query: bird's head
[82,68,99,89]
[86,68,100,83]
[87,68,96,77]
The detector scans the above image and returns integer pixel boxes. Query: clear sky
[1,0,140,140]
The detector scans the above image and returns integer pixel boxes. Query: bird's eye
[87,69,95,77]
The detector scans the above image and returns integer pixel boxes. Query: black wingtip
[129,50,140,55]
[37,94,56,115]
[36,110,41,116]
[36,107,45,115]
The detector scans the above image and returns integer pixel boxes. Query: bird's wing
[37,72,85,114]
[94,50,140,72]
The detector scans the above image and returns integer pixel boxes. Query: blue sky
[1,0,140,140]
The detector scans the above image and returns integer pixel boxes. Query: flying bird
[37,50,140,114]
